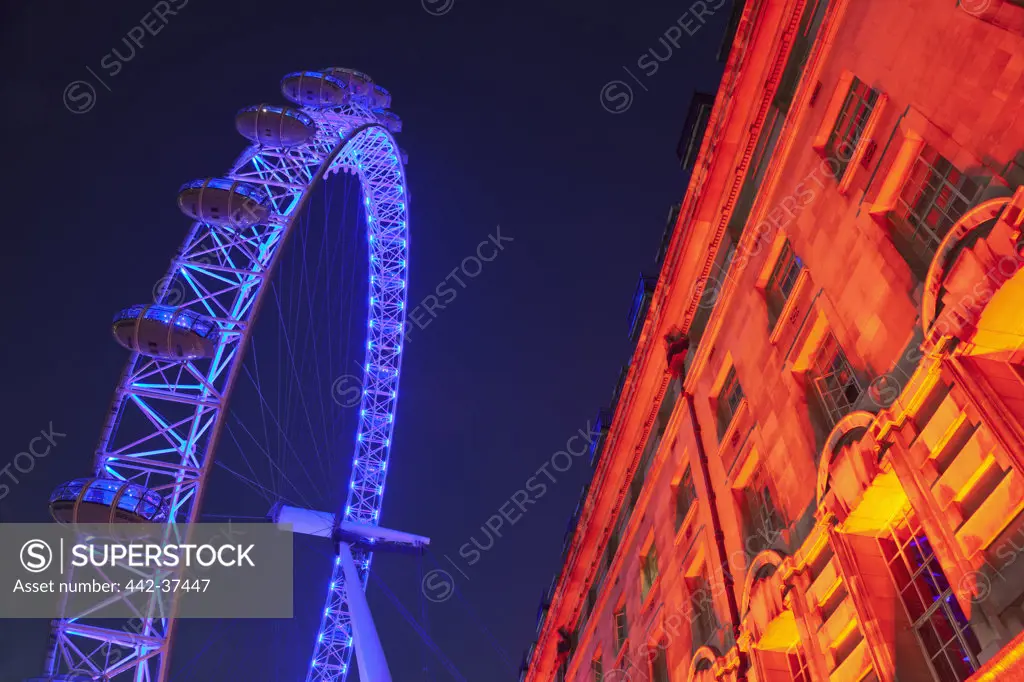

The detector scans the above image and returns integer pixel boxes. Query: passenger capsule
[281,70,351,108]
[373,109,403,134]
[323,67,375,96]
[49,478,170,525]
[319,67,391,108]
[177,178,270,228]
[235,104,316,148]
[112,304,219,360]
[369,84,392,110]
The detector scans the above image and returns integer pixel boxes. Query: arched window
[816,411,875,506]
[687,647,718,682]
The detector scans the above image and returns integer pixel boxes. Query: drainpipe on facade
[684,390,749,681]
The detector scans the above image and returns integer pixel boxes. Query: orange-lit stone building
[522,1,1024,681]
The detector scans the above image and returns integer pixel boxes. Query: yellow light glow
[969,267,1024,356]
[755,610,800,651]
[953,453,997,503]
[831,618,859,652]
[839,471,907,536]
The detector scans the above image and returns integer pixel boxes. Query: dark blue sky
[0,0,729,679]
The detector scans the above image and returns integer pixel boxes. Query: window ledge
[718,398,748,442]
[768,268,814,346]
[641,576,663,616]
[812,72,856,152]
[866,131,926,219]
[614,640,630,670]
[836,93,889,195]
[717,399,751,475]
[674,505,701,548]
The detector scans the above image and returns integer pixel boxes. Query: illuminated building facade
[522,1,1024,681]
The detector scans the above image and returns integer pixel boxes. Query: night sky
[0,1,730,679]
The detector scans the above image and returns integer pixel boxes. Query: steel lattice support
[43,85,409,682]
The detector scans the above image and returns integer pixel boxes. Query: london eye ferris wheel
[40,67,411,682]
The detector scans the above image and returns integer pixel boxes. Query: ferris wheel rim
[44,78,411,682]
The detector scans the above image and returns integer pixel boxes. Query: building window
[592,653,604,682]
[675,468,698,530]
[879,509,981,681]
[825,77,879,179]
[741,467,784,559]
[614,605,629,653]
[584,586,597,623]
[810,332,863,428]
[641,544,660,602]
[689,569,718,648]
[787,645,812,682]
[716,366,745,438]
[605,527,620,575]
[890,146,982,279]
[651,643,671,682]
[766,241,804,327]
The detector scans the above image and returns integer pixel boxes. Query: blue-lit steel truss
[42,70,409,682]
